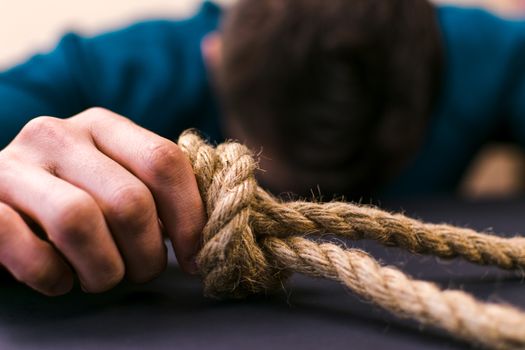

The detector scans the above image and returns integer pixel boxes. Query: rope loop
[178,130,284,298]
[177,130,525,349]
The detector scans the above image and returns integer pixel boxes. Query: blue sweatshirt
[0,1,524,195]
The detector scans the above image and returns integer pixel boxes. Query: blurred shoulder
[87,1,223,46]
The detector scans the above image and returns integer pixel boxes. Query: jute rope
[177,130,525,350]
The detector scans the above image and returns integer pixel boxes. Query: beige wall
[1,0,522,70]
[0,0,219,69]
[1,0,524,198]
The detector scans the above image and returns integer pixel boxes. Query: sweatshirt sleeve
[0,1,221,149]
[384,8,525,195]
[504,19,525,145]
[0,33,88,148]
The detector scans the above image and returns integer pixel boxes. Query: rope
[177,130,525,350]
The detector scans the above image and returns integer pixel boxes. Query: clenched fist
[0,108,206,296]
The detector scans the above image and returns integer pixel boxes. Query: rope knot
[178,130,284,298]
[178,129,525,348]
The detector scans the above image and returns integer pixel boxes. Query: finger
[71,108,206,273]
[0,160,125,293]
[8,116,164,282]
[51,143,167,283]
[0,202,73,296]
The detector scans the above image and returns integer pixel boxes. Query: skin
[5,1,519,299]
[0,32,242,297]
[0,108,206,295]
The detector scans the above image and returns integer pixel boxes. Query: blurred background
[1,0,525,199]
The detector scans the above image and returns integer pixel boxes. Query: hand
[0,108,206,296]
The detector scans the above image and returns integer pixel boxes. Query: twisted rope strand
[263,236,525,349]
[252,189,525,269]
[177,130,525,349]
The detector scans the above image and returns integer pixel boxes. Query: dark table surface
[2,197,525,350]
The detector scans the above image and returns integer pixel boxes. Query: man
[0,0,523,297]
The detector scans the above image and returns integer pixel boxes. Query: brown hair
[218,0,443,197]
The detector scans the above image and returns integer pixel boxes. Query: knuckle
[72,107,127,126]
[0,151,24,178]
[0,204,17,248]
[85,262,125,293]
[107,184,153,225]
[0,202,17,225]
[17,116,67,144]
[143,140,186,183]
[75,107,111,122]
[50,192,100,248]
[83,106,111,116]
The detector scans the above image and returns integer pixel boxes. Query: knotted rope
[178,130,525,350]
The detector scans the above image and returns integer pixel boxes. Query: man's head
[208,0,442,198]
